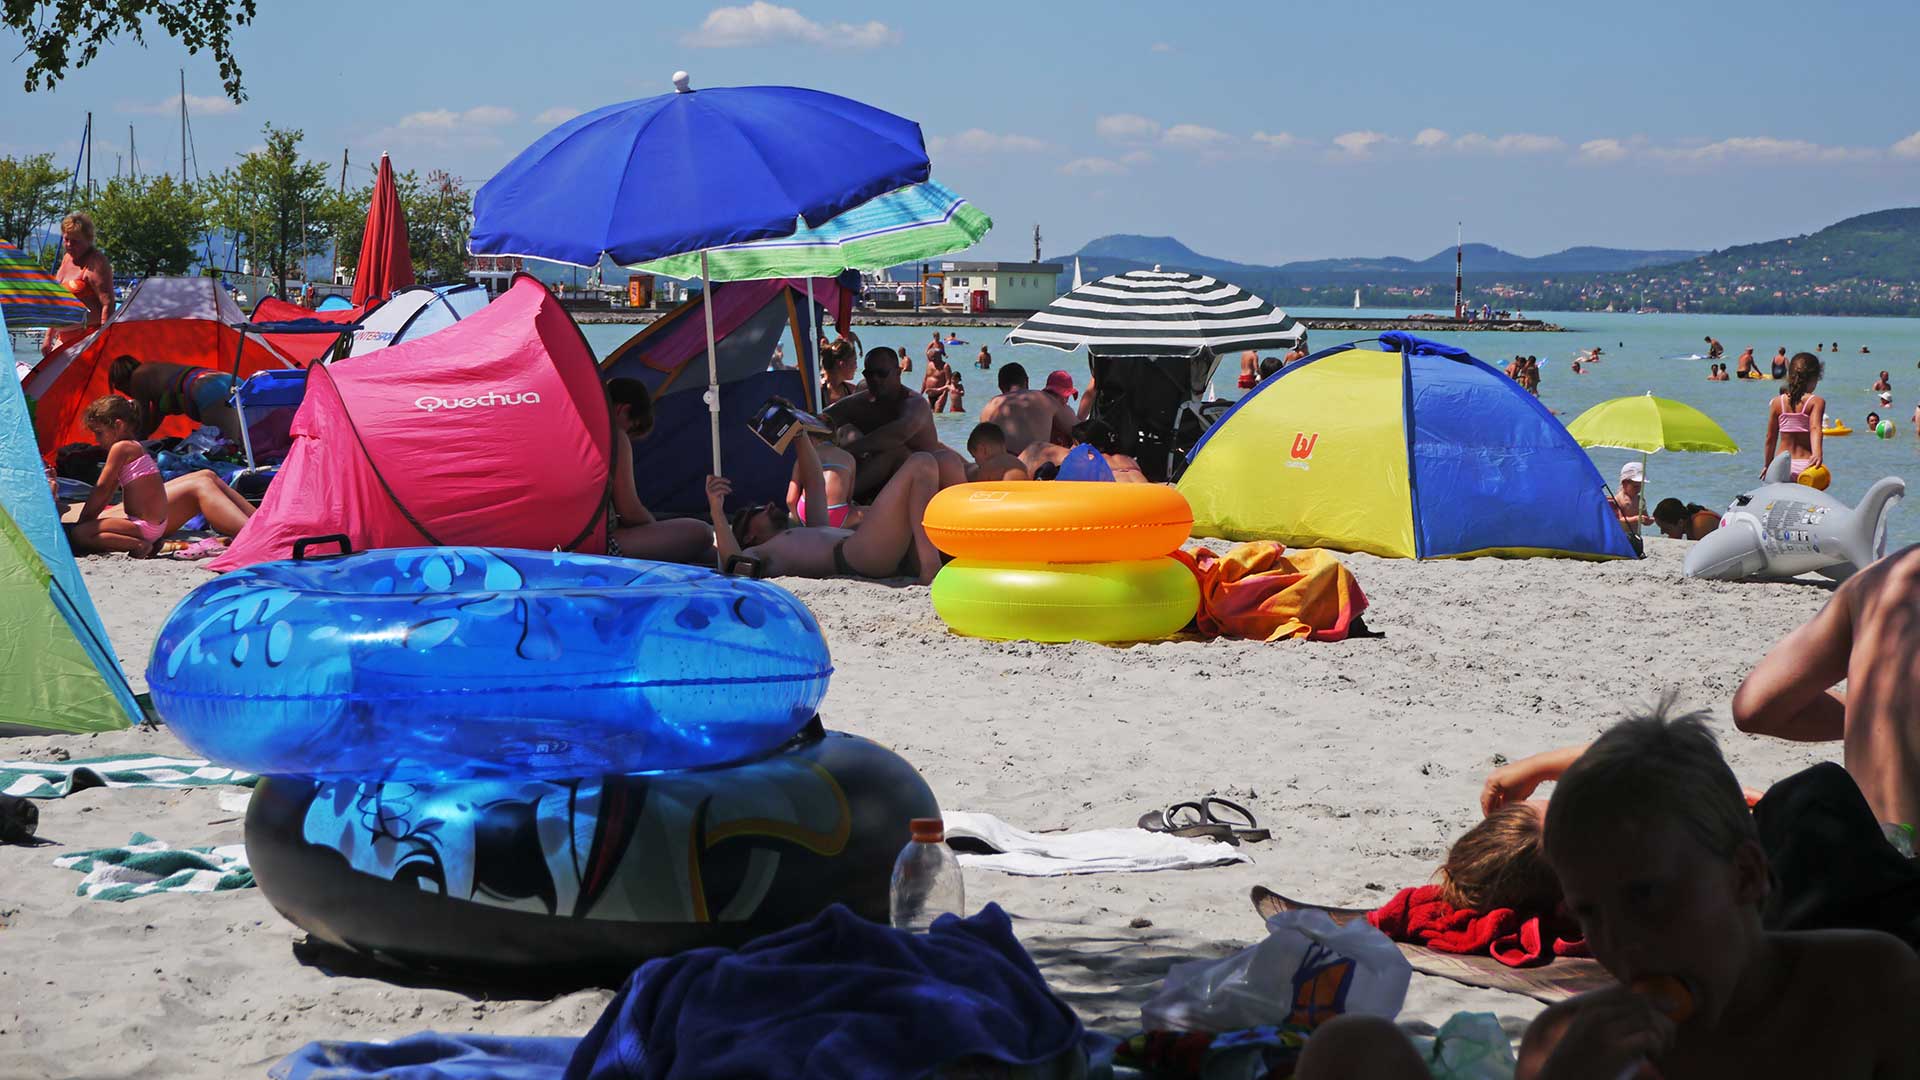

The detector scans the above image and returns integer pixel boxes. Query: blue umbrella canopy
[470,73,931,268]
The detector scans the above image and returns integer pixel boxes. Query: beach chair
[1086,353,1225,483]
[229,368,309,474]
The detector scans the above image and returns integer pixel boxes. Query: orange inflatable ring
[922,482,1193,562]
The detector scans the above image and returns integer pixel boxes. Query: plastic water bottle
[890,817,964,932]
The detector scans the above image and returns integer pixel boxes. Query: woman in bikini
[67,396,255,556]
[788,427,859,529]
[1762,353,1825,481]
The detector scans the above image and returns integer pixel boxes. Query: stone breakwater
[573,309,1564,332]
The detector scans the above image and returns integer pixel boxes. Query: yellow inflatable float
[1822,420,1852,436]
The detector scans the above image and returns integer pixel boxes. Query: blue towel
[1054,444,1115,483]
[567,903,1084,1079]
[270,1032,580,1080]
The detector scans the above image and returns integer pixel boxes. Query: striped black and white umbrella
[1006,268,1305,357]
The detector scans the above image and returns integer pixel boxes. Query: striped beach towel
[53,832,254,901]
[0,755,256,799]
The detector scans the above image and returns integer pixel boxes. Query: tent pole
[700,251,723,475]
[805,276,820,412]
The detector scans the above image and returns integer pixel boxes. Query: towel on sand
[567,903,1084,1080]
[271,1033,580,1080]
[54,832,254,901]
[944,811,1249,876]
[0,754,256,800]
[1367,884,1587,968]
[1177,542,1368,642]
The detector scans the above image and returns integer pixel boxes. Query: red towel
[1366,884,1588,968]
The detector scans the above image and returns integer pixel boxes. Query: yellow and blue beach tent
[0,309,141,734]
[1179,332,1635,560]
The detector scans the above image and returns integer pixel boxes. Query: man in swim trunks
[977,361,1074,458]
[707,435,941,585]
[1705,336,1724,360]
[965,422,1029,482]
[823,347,966,498]
[1236,349,1258,391]
[1734,346,1757,379]
[921,351,955,412]
[106,355,245,440]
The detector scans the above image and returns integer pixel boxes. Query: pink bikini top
[118,449,159,484]
[1776,397,1813,434]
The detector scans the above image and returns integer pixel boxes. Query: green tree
[81,174,207,277]
[407,170,472,283]
[0,151,71,251]
[5,1,258,101]
[206,124,329,299]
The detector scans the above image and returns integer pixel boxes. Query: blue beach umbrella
[471,72,930,470]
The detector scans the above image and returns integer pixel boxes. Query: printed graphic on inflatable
[147,547,833,780]
[245,725,938,976]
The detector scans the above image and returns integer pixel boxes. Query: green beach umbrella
[1566,393,1740,455]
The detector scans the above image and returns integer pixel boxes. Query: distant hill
[1054,235,1704,281]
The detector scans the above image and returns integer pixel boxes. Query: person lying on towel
[707,434,940,585]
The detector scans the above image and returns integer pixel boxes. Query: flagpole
[701,250,722,474]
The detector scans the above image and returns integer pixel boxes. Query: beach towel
[566,903,1084,1080]
[1177,542,1368,642]
[271,1033,580,1080]
[0,754,257,799]
[1367,884,1587,968]
[944,810,1249,876]
[53,832,253,901]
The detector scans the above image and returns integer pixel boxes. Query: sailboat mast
[180,70,187,179]
[1453,222,1463,319]
[128,125,138,180]
[85,111,92,195]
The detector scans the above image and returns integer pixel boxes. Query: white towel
[942,810,1250,877]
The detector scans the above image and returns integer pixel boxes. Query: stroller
[1084,352,1231,483]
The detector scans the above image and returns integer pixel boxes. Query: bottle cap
[909,817,944,842]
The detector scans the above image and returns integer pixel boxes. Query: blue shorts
[186,372,236,421]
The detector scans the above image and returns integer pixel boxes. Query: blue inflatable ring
[147,547,833,781]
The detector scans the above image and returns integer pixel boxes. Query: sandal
[1137,800,1236,844]
[1201,796,1270,843]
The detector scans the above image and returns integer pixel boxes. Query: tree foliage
[317,165,474,286]
[0,151,71,251]
[205,124,329,299]
[5,0,258,101]
[81,174,207,277]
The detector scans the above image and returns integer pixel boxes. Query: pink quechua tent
[209,275,612,571]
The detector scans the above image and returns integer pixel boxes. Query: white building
[938,261,1062,311]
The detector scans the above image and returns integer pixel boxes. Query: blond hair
[1437,804,1560,912]
[1544,697,1756,863]
[62,211,96,243]
[83,394,139,431]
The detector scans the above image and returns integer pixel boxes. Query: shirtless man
[1735,346,1758,379]
[107,355,245,440]
[1236,349,1259,391]
[823,347,966,498]
[965,422,1029,482]
[707,435,940,585]
[44,212,113,357]
[1705,336,1725,360]
[977,362,1074,457]
[1284,336,1310,365]
[921,353,954,412]
[975,345,992,370]
[1873,370,1892,393]
[1733,545,1920,827]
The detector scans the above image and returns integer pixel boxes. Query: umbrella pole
[701,250,722,475]
[805,276,820,412]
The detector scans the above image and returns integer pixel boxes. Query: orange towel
[1176,542,1368,642]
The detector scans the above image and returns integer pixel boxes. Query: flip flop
[1137,801,1236,844]
[1202,796,1271,843]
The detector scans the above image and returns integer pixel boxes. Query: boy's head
[1437,803,1558,914]
[107,355,140,394]
[967,421,1006,461]
[1544,703,1768,1023]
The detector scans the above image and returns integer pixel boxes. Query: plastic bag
[1140,908,1412,1033]
[1408,1011,1517,1080]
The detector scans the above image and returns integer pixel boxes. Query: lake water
[582,310,1920,550]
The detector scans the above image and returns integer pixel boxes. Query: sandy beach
[0,537,1846,1078]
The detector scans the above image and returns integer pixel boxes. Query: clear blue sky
[6,0,1919,264]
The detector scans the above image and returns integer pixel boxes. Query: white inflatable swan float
[1682,453,1905,581]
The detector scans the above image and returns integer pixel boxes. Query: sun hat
[1044,371,1077,399]
[1620,461,1645,484]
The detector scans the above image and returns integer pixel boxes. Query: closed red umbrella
[351,153,415,307]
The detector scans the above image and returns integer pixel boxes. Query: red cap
[909,817,944,842]
[1044,370,1077,399]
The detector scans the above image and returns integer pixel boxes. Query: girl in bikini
[68,396,256,556]
[1762,353,1825,481]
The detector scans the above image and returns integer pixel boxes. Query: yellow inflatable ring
[922,482,1193,562]
[930,557,1199,642]
[1822,422,1852,436]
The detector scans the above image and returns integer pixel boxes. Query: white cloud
[1649,135,1873,163]
[1119,149,1154,165]
[1453,132,1564,154]
[683,2,900,48]
[1579,137,1630,162]
[929,129,1049,155]
[1150,41,1176,53]
[1162,123,1232,148]
[1332,130,1389,156]
[535,106,583,126]
[396,106,518,130]
[1413,127,1449,148]
[117,93,239,117]
[1251,131,1303,151]
[376,106,519,154]
[1060,156,1126,176]
[1095,113,1162,143]
[1893,133,1920,158]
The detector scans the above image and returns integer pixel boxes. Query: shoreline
[567,307,1566,332]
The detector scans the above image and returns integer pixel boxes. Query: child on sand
[67,396,254,556]
[965,422,1029,482]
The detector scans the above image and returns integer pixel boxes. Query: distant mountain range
[1056,234,1706,282]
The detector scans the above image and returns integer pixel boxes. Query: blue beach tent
[1179,332,1635,560]
[0,309,142,733]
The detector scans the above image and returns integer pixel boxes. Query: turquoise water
[582,311,1920,549]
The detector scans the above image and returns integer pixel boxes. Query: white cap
[1620,461,1645,484]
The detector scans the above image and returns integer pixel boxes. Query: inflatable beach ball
[1878,421,1897,439]
[1796,464,1832,491]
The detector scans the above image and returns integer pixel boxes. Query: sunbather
[707,435,941,584]
[605,378,715,564]
[107,355,246,441]
[67,395,254,556]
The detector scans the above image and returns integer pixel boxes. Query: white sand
[0,539,1841,1077]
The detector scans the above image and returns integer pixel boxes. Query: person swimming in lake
[1734,346,1757,379]
[1771,347,1789,379]
[66,395,254,556]
[1874,371,1892,393]
[1761,352,1825,481]
[975,345,992,370]
[1705,336,1724,360]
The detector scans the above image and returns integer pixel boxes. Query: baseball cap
[1044,370,1078,399]
[1619,461,1645,484]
